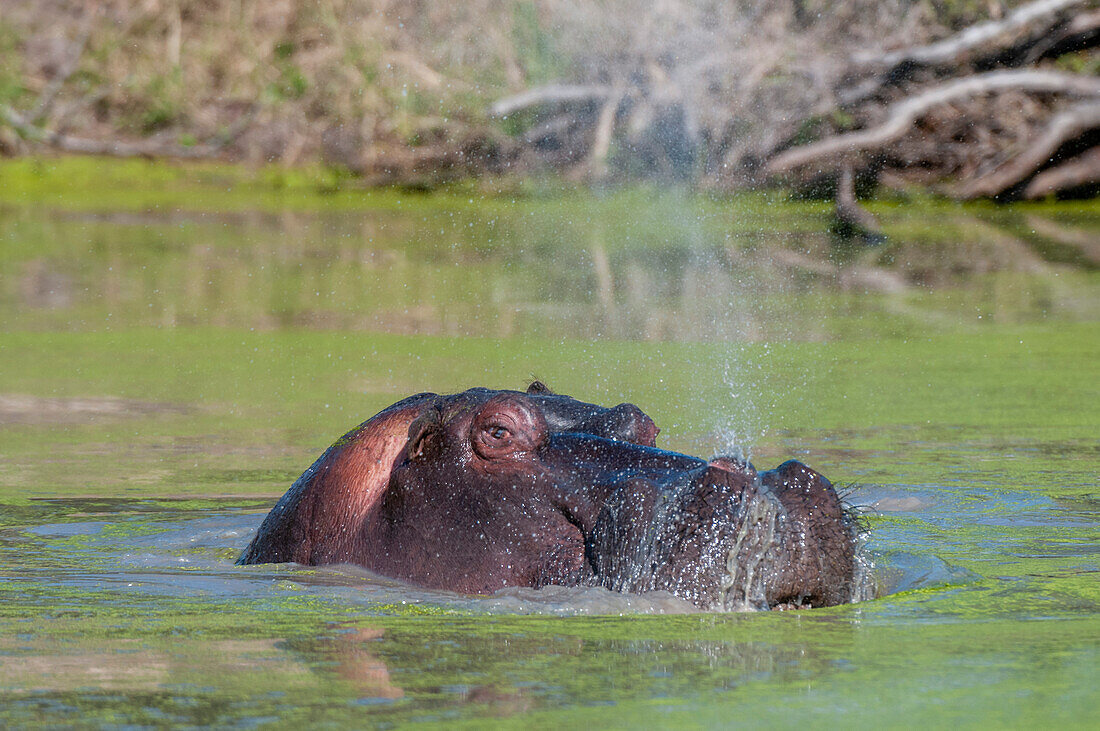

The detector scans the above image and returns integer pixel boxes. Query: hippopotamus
[238,384,863,610]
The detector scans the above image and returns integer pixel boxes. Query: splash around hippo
[239,383,866,610]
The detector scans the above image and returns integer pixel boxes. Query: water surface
[1,160,1097,726]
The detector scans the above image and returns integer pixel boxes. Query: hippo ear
[406,407,444,462]
[238,392,438,566]
[526,380,553,395]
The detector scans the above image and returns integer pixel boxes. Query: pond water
[1,161,1098,726]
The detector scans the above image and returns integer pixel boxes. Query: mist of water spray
[678,201,776,463]
[713,341,768,462]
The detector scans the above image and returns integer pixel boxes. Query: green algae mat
[0,158,1097,727]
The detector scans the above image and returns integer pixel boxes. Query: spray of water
[678,199,776,463]
[714,341,768,462]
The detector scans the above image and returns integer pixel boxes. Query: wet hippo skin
[239,384,862,610]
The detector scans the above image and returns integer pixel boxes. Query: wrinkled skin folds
[239,385,862,610]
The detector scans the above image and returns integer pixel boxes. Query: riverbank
[4,2,1097,199]
[4,154,1100,217]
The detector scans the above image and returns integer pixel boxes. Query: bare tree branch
[382,51,451,90]
[29,5,99,124]
[585,87,626,180]
[853,0,1088,70]
[491,84,614,118]
[1024,8,1100,62]
[767,70,1100,175]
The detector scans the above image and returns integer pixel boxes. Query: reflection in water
[3,203,1097,341]
[0,394,190,424]
[310,628,405,702]
[287,622,831,720]
[0,638,294,694]
[0,495,858,721]
[0,644,170,692]
[0,609,835,724]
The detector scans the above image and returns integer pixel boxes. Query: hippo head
[239,385,862,610]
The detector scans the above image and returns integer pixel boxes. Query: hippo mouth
[583,464,784,610]
[532,427,864,610]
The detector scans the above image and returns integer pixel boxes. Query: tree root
[952,101,1100,198]
[1024,146,1100,197]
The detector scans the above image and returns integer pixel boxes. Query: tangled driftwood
[952,100,1100,198]
[769,0,1100,202]
[3,0,1096,201]
[494,0,1100,201]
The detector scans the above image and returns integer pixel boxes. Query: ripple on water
[2,500,1005,616]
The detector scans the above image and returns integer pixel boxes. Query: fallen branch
[853,0,1087,70]
[585,87,626,180]
[767,70,1100,175]
[1024,146,1100,197]
[491,84,613,118]
[954,101,1100,198]
[29,132,226,159]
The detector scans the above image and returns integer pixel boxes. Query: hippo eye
[470,394,547,460]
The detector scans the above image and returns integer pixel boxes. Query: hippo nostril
[592,403,659,447]
[622,404,659,447]
[709,456,758,480]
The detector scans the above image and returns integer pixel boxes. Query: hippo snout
[588,464,767,609]
[589,462,859,611]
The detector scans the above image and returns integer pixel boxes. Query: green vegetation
[0,156,1097,725]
